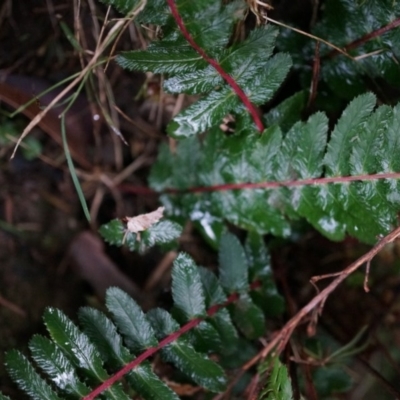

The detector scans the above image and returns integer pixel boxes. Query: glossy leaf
[315,0,400,100]
[324,93,376,176]
[151,95,400,244]
[231,293,265,340]
[167,87,239,138]
[5,350,62,400]
[171,253,206,318]
[189,320,222,354]
[147,308,227,393]
[207,308,238,355]
[79,307,132,367]
[117,47,206,75]
[264,91,307,133]
[117,0,291,138]
[43,309,130,400]
[99,219,125,246]
[106,287,158,352]
[278,0,400,101]
[244,232,271,279]
[43,308,108,381]
[198,267,227,306]
[218,232,249,293]
[29,335,90,396]
[124,363,180,400]
[79,307,179,400]
[99,218,182,253]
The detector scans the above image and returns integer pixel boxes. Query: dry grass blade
[265,16,355,60]
[11,0,147,159]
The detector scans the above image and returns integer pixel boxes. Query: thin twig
[265,16,354,60]
[167,171,400,194]
[11,0,146,158]
[242,224,400,372]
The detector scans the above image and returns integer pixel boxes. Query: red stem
[167,171,400,194]
[165,0,264,132]
[327,17,400,58]
[84,281,262,399]
[119,172,400,196]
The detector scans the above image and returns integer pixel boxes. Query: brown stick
[242,224,400,371]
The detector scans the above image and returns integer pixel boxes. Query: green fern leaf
[219,232,249,293]
[147,308,227,392]
[4,230,276,399]
[259,358,293,400]
[124,363,180,400]
[186,320,223,354]
[245,233,285,317]
[244,232,272,280]
[278,0,400,101]
[137,0,169,24]
[226,26,278,70]
[182,0,244,50]
[0,394,11,400]
[43,309,130,399]
[239,53,292,105]
[164,65,222,94]
[5,350,62,400]
[167,88,239,138]
[324,93,376,176]
[198,267,239,354]
[117,0,291,137]
[117,46,206,75]
[43,308,108,381]
[231,293,265,340]
[79,307,179,400]
[264,91,307,133]
[151,94,400,243]
[99,218,182,253]
[78,307,132,367]
[106,287,158,352]
[316,0,400,99]
[172,253,206,318]
[198,267,227,305]
[29,335,90,396]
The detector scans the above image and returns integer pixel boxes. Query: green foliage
[99,218,182,253]
[4,0,400,398]
[150,93,400,244]
[317,0,400,100]
[258,358,293,400]
[278,0,400,101]
[116,0,292,137]
[2,233,283,399]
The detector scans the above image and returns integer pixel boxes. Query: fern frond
[111,0,291,137]
[150,93,400,243]
[3,233,283,399]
